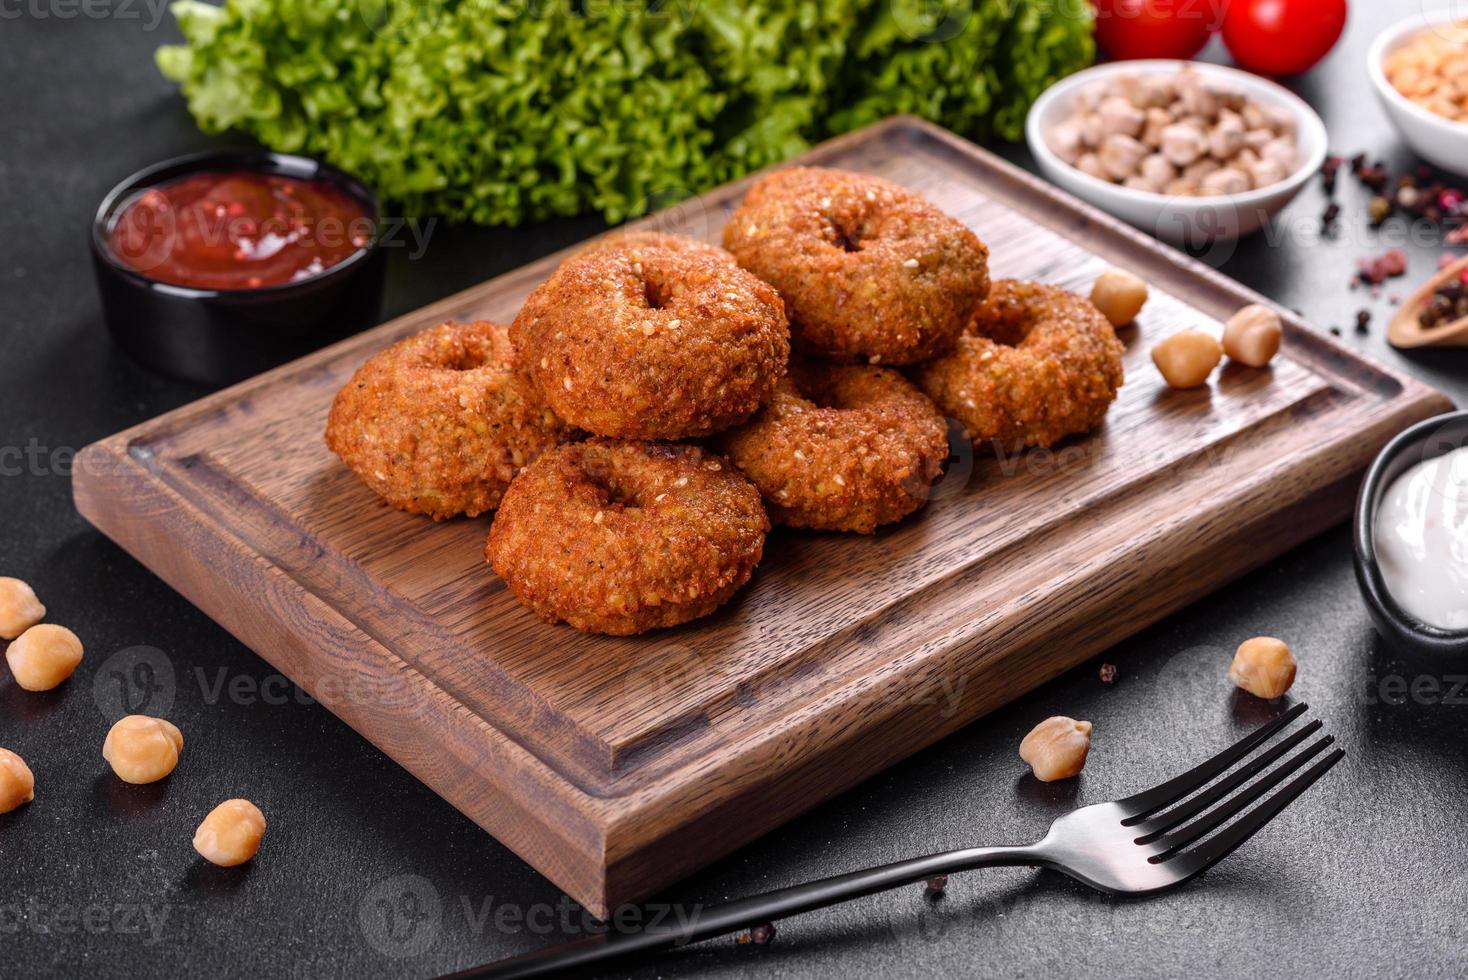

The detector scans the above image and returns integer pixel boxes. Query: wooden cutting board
[73,117,1451,916]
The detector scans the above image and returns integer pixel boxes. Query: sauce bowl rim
[90,149,382,301]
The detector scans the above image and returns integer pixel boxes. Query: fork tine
[1165,746,1345,877]
[1148,734,1334,858]
[1117,701,1309,823]
[1130,719,1322,843]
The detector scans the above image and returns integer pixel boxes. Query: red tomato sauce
[106,170,373,291]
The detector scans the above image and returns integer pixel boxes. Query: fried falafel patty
[486,440,769,635]
[572,230,736,264]
[723,359,949,534]
[325,321,572,520]
[510,236,789,440]
[910,280,1125,454]
[722,167,990,365]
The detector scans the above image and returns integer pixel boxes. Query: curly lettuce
[158,0,1092,225]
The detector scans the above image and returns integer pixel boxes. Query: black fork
[445,702,1341,979]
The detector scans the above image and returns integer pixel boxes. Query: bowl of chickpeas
[1026,60,1327,245]
[1371,14,1468,178]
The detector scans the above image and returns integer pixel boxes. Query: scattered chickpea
[1090,268,1149,327]
[1230,637,1297,700]
[102,715,184,785]
[193,799,267,867]
[0,577,45,641]
[1019,716,1093,782]
[1222,304,1283,368]
[5,623,83,692]
[0,748,34,813]
[1152,331,1223,389]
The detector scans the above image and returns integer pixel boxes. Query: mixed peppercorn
[1323,153,1468,233]
[1319,152,1468,332]
[1419,270,1468,328]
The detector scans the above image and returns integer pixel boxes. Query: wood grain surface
[72,117,1452,916]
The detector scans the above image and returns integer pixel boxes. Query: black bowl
[1354,409,1468,658]
[90,150,385,387]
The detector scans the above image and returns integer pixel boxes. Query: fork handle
[443,845,1043,980]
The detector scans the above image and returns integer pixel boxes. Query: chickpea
[1201,167,1250,197]
[1260,137,1297,172]
[1207,114,1245,160]
[1160,123,1206,167]
[1246,158,1287,190]
[1074,81,1107,113]
[1049,119,1084,165]
[193,799,267,867]
[1099,96,1145,138]
[1222,305,1283,368]
[0,748,34,813]
[1243,128,1274,152]
[1131,74,1175,110]
[1090,268,1149,327]
[1182,157,1221,183]
[6,624,83,692]
[1139,153,1178,192]
[1076,152,1108,181]
[1178,76,1220,119]
[1020,716,1093,783]
[1152,331,1223,389]
[1216,85,1247,113]
[1266,104,1297,137]
[102,715,183,785]
[1229,637,1296,699]
[1099,134,1147,181]
[1142,107,1172,146]
[1080,113,1105,149]
[0,577,45,641]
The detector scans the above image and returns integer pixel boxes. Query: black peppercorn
[737,922,777,945]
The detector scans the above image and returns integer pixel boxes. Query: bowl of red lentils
[1371,14,1468,177]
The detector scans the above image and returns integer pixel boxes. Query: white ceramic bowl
[1025,60,1327,245]
[1368,13,1468,177]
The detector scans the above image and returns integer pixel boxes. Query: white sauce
[1374,445,1468,630]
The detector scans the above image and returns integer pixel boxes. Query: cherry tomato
[1092,0,1219,61]
[1221,0,1348,76]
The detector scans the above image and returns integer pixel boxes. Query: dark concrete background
[2,4,1466,978]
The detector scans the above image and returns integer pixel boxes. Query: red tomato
[1222,0,1348,76]
[1092,0,1219,61]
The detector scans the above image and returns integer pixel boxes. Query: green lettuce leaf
[158,0,1092,225]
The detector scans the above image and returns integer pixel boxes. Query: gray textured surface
[3,5,1467,978]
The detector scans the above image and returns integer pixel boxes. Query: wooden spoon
[1389,253,1468,348]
